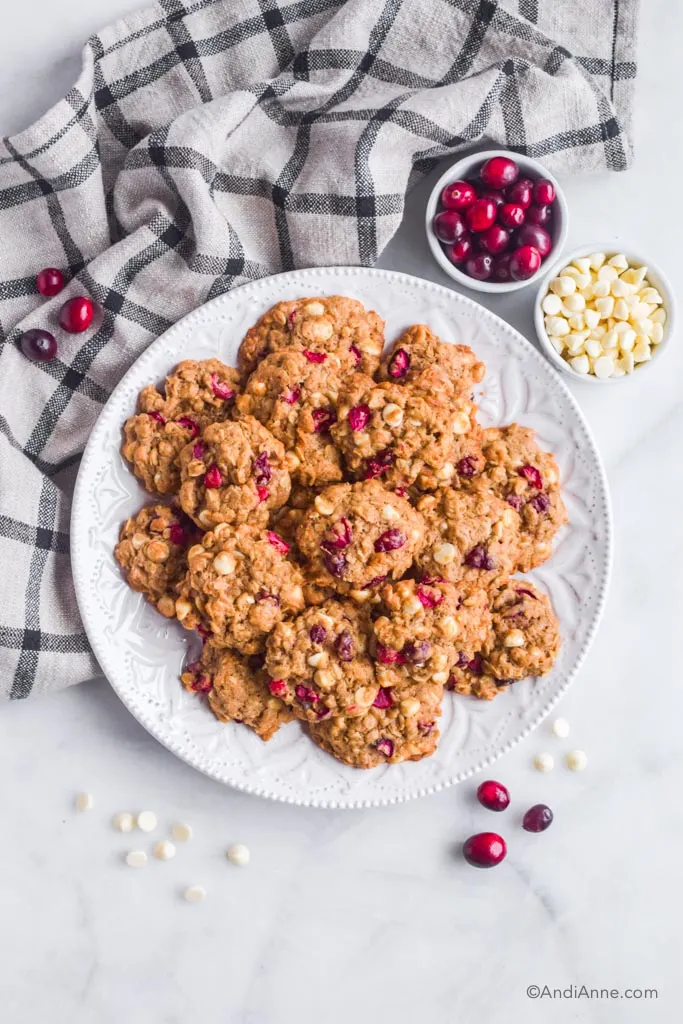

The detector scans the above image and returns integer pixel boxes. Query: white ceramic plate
[71,267,612,808]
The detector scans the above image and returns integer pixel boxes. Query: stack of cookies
[115,296,566,769]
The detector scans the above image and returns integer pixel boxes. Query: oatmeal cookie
[476,425,567,571]
[182,644,293,740]
[483,577,561,680]
[446,653,510,701]
[379,324,485,400]
[332,378,482,490]
[115,504,191,617]
[235,350,344,486]
[309,679,443,768]
[238,296,385,377]
[415,487,521,585]
[372,578,491,685]
[265,600,377,722]
[178,416,290,530]
[296,479,425,594]
[121,359,241,494]
[176,523,305,654]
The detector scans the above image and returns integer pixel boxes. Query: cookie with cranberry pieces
[265,600,377,722]
[415,487,521,585]
[115,504,191,617]
[372,577,491,686]
[295,479,425,594]
[178,416,290,530]
[235,350,344,486]
[182,644,293,740]
[309,680,443,768]
[238,295,385,377]
[379,324,485,400]
[476,425,567,571]
[446,654,510,701]
[175,523,305,654]
[482,577,561,680]
[332,377,482,490]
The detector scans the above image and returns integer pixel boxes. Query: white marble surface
[1,2,682,1021]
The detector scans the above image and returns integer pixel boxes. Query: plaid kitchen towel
[0,0,639,699]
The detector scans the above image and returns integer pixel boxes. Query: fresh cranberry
[402,640,431,664]
[256,485,269,503]
[312,407,336,433]
[481,224,510,255]
[323,517,352,550]
[376,739,394,757]
[477,780,510,812]
[441,180,476,210]
[281,387,301,404]
[302,350,326,363]
[210,373,235,401]
[348,404,370,430]
[526,203,552,227]
[374,528,406,552]
[478,188,505,209]
[466,198,497,233]
[433,210,467,243]
[323,550,346,577]
[533,179,555,205]
[509,245,541,281]
[266,531,290,555]
[349,344,362,366]
[447,237,473,265]
[176,416,199,438]
[464,544,495,570]
[505,178,534,209]
[498,203,525,229]
[20,329,58,362]
[463,832,507,868]
[268,679,287,696]
[387,348,410,379]
[309,624,327,644]
[373,687,393,709]
[515,224,552,258]
[416,583,444,608]
[169,524,187,546]
[480,155,519,190]
[364,449,394,479]
[523,803,553,833]
[253,451,272,484]
[36,267,66,297]
[518,464,543,489]
[492,254,513,283]
[58,296,94,333]
[204,465,222,488]
[465,254,493,281]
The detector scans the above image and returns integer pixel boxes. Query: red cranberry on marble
[20,329,58,362]
[492,254,513,283]
[465,198,497,233]
[59,296,94,333]
[523,803,554,833]
[481,224,510,255]
[480,155,519,190]
[498,202,525,230]
[447,237,473,265]
[36,267,66,297]
[440,180,476,211]
[533,179,556,205]
[505,178,534,210]
[433,210,467,243]
[515,224,552,258]
[463,832,507,868]
[476,780,510,812]
[465,254,493,281]
[526,204,552,227]
[478,188,505,209]
[509,245,541,281]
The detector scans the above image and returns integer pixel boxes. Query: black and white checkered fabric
[0,0,638,699]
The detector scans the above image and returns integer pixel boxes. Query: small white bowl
[425,150,569,294]
[534,243,676,385]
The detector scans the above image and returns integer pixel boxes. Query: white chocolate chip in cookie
[432,542,456,565]
[314,494,335,515]
[503,629,525,648]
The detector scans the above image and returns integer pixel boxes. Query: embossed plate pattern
[71,268,612,808]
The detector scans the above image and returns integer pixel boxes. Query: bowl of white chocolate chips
[534,245,675,383]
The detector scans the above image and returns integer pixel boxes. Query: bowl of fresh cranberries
[425,150,568,293]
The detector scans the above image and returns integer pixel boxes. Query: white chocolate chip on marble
[75,792,93,812]
[126,850,148,868]
[136,811,157,833]
[565,749,588,772]
[171,823,193,843]
[184,884,207,902]
[227,844,250,867]
[153,840,176,861]
[551,717,570,738]
[113,812,135,833]
[533,752,555,773]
